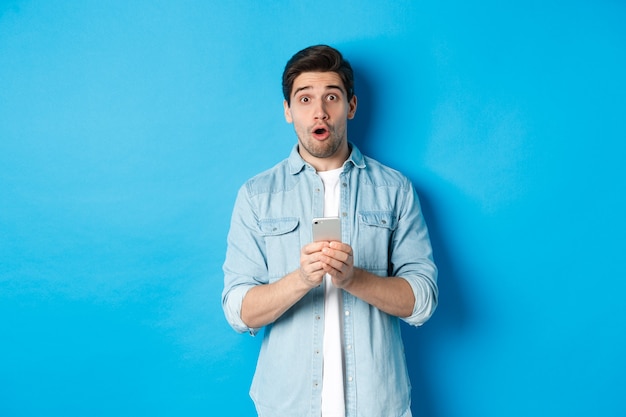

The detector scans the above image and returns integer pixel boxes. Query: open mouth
[311,123,331,140]
[312,125,330,139]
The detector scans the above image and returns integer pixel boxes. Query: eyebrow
[292,84,345,97]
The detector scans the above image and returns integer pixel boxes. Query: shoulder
[360,155,412,190]
[241,158,295,196]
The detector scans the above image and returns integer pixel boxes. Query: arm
[241,240,358,328]
[224,179,335,332]
[317,242,415,318]
[240,241,328,328]
[240,270,310,329]
[319,182,438,324]
[347,271,416,318]
[225,211,335,330]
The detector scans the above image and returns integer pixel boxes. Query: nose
[314,101,328,120]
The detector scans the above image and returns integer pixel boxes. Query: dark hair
[282,45,354,105]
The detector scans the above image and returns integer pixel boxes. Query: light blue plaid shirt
[222,143,438,417]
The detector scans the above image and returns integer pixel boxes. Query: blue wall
[1,1,625,416]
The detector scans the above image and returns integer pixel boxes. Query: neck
[300,142,350,172]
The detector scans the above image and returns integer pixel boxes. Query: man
[222,45,438,417]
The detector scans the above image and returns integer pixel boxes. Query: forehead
[291,72,345,96]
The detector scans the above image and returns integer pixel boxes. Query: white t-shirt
[317,167,345,417]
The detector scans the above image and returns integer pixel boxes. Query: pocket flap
[259,217,300,236]
[358,211,396,230]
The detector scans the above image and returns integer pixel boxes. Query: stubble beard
[298,125,346,159]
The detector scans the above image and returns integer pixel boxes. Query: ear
[283,100,293,123]
[347,95,357,120]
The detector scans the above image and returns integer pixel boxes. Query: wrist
[342,267,361,293]
[295,268,320,291]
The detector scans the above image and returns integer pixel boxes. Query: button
[346,345,352,350]
[341,212,347,217]
[315,315,321,320]
[342,182,347,187]
[348,376,353,382]
[345,310,350,316]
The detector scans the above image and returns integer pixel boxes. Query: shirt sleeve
[392,180,439,326]
[221,184,264,335]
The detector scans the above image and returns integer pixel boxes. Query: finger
[302,241,330,255]
[302,257,324,274]
[322,246,353,264]
[320,256,347,275]
[328,241,353,255]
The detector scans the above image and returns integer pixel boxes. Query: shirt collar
[288,142,366,175]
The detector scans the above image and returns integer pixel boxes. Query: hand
[299,241,330,288]
[319,241,355,289]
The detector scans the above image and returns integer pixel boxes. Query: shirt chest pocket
[356,211,397,275]
[259,217,301,281]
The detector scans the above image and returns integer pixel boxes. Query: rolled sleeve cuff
[223,284,261,335]
[402,273,438,326]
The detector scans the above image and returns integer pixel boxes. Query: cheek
[291,113,308,130]
[291,119,307,136]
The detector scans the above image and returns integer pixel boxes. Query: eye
[299,96,310,103]
[326,94,338,101]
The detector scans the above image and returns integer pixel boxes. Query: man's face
[284,71,357,170]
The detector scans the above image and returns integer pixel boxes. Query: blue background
[1,1,625,416]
